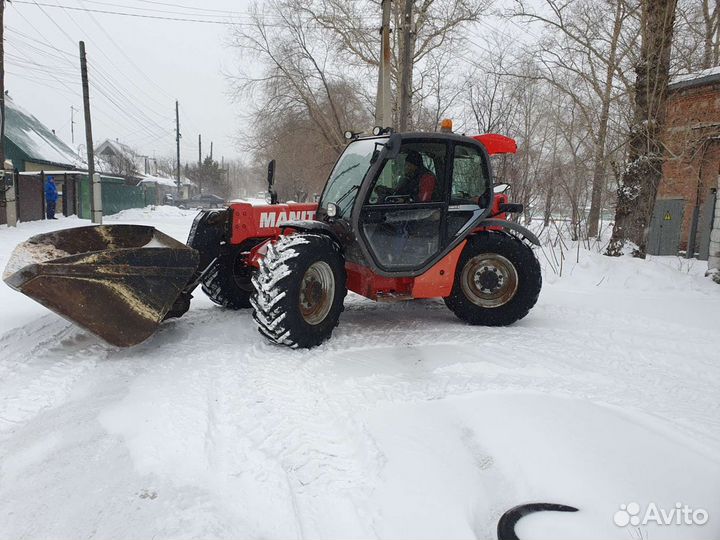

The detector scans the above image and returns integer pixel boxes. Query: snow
[138,174,179,188]
[1,211,719,539]
[672,65,720,85]
[5,95,81,169]
[229,197,271,206]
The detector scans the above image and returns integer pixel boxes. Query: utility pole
[1,0,5,168]
[375,0,392,128]
[399,0,414,132]
[198,134,202,195]
[79,41,99,223]
[210,141,213,161]
[175,100,181,195]
[1,1,16,228]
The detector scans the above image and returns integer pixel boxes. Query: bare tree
[464,36,520,135]
[511,0,639,238]
[295,0,488,128]
[607,0,678,257]
[673,0,720,72]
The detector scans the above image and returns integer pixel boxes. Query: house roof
[96,138,137,158]
[138,174,193,187]
[4,94,81,168]
[670,66,720,92]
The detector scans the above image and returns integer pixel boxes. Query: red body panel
[227,134,513,300]
[228,201,318,245]
[345,241,466,301]
[473,133,517,156]
[481,192,509,231]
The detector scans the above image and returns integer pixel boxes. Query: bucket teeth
[3,225,199,347]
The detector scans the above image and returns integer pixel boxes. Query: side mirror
[498,202,524,214]
[267,159,278,204]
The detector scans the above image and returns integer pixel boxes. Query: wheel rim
[461,253,519,308]
[299,261,335,325]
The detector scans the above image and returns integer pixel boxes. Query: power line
[88,0,250,16]
[74,0,180,109]
[13,0,177,138]
[11,1,375,28]
[13,1,237,24]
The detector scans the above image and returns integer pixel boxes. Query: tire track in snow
[313,298,720,451]
[208,341,384,537]
[0,316,108,436]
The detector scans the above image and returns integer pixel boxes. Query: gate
[697,190,716,260]
[647,198,684,256]
[61,174,77,217]
[16,174,45,222]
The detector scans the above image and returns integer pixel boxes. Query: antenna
[70,105,77,144]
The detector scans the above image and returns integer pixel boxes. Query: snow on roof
[5,94,82,168]
[138,174,178,188]
[670,66,720,88]
[96,138,137,157]
[138,174,194,187]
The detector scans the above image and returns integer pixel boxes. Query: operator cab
[318,131,494,276]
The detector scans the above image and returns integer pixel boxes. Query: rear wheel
[201,247,252,309]
[251,234,347,348]
[445,232,541,326]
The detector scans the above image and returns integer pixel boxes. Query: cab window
[451,144,489,206]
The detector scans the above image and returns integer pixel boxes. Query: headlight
[326,203,338,217]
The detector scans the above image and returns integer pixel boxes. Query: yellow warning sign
[664,212,672,221]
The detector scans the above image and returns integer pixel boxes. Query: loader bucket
[2,225,199,347]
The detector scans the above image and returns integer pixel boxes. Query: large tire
[445,232,541,326]
[251,234,347,348]
[201,247,253,309]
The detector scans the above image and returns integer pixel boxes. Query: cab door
[446,142,492,241]
[358,140,449,271]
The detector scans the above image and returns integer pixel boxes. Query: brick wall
[661,80,720,250]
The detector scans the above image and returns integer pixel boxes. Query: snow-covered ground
[1,207,719,540]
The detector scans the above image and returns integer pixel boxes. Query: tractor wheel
[201,247,253,309]
[445,232,541,326]
[251,234,347,348]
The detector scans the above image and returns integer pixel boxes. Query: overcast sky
[6,0,256,163]
[6,1,540,166]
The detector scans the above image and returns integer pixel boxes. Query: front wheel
[251,234,347,348]
[445,232,541,326]
[201,247,252,309]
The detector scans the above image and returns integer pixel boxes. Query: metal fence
[2,171,156,224]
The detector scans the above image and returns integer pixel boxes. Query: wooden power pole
[175,100,181,195]
[399,0,414,132]
[198,133,203,195]
[1,0,5,168]
[79,41,98,222]
[375,0,392,128]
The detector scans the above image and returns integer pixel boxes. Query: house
[138,173,195,203]
[4,93,80,172]
[95,139,156,178]
[656,67,720,260]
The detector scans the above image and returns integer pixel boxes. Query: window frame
[356,138,452,273]
[349,133,495,277]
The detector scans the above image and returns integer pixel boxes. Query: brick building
[658,67,720,257]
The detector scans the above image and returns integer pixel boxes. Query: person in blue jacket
[45,175,58,220]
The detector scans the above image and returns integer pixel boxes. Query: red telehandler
[3,128,542,348]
